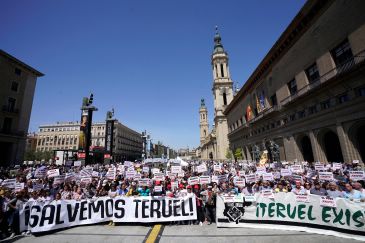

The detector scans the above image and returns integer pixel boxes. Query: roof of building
[224,0,333,114]
[0,49,44,77]
[213,26,225,54]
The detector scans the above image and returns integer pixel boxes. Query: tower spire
[213,25,224,54]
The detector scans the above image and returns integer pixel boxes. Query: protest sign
[244,174,256,184]
[318,172,334,181]
[332,163,342,170]
[280,169,292,177]
[154,185,163,192]
[320,196,337,208]
[80,177,92,185]
[353,160,360,164]
[349,171,365,181]
[133,174,142,180]
[20,195,197,233]
[256,167,266,174]
[262,189,274,199]
[211,175,218,184]
[106,168,116,180]
[214,164,221,172]
[153,173,165,181]
[53,175,65,185]
[197,164,207,173]
[171,181,178,190]
[199,176,211,184]
[244,195,256,202]
[74,161,82,167]
[218,174,227,183]
[178,171,185,178]
[125,171,136,179]
[80,169,92,177]
[35,167,47,178]
[33,183,43,191]
[47,169,60,178]
[291,165,302,173]
[142,166,149,173]
[235,178,245,187]
[295,194,310,203]
[92,171,99,177]
[152,168,160,174]
[2,179,16,189]
[273,172,281,179]
[262,173,274,181]
[171,166,182,174]
[315,164,325,171]
[65,172,76,182]
[188,176,199,185]
[124,161,134,167]
[238,171,245,177]
[15,182,24,192]
[139,179,151,187]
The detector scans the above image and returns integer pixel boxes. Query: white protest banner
[216,193,365,241]
[211,175,219,184]
[142,166,150,173]
[188,176,199,185]
[152,168,160,174]
[295,194,310,203]
[273,172,281,179]
[262,173,274,181]
[291,165,302,173]
[134,174,142,180]
[153,173,165,181]
[199,176,211,184]
[125,171,136,179]
[74,161,82,167]
[80,169,92,177]
[154,185,163,192]
[238,171,246,177]
[33,183,43,191]
[171,181,178,190]
[53,175,65,185]
[47,169,60,178]
[256,167,266,174]
[222,195,236,203]
[127,167,135,172]
[35,167,47,178]
[349,171,365,181]
[106,168,116,180]
[332,163,342,170]
[197,164,207,173]
[20,195,197,233]
[315,164,325,171]
[92,171,99,177]
[15,182,24,192]
[280,169,292,177]
[262,189,274,199]
[244,174,256,184]
[80,177,92,185]
[318,172,334,181]
[244,195,256,202]
[139,179,151,187]
[353,160,360,164]
[124,161,133,167]
[214,164,221,172]
[167,172,176,180]
[218,174,227,183]
[235,178,245,187]
[320,196,336,208]
[2,179,16,189]
[65,172,76,182]
[171,166,182,174]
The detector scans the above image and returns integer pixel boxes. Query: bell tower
[211,26,233,160]
[199,99,209,145]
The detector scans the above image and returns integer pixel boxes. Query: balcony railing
[248,105,280,124]
[281,50,365,106]
[2,105,19,114]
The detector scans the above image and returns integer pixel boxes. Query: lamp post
[105,109,116,163]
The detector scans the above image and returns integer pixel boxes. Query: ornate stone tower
[211,27,233,159]
[199,99,209,145]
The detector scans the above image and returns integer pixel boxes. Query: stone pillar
[336,123,361,163]
[309,130,326,162]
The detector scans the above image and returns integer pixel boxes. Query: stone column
[336,123,361,163]
[309,130,326,162]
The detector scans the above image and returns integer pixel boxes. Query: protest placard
[256,167,266,174]
[211,175,218,184]
[214,164,221,172]
[238,171,245,177]
[74,161,82,167]
[199,176,211,184]
[154,185,162,192]
[133,173,142,180]
[15,182,24,192]
[218,174,227,183]
[315,164,325,171]
[152,168,160,174]
[47,169,60,178]
[178,171,185,178]
[262,189,275,199]
[142,166,150,173]
[273,172,281,179]
[171,166,182,174]
[139,178,151,187]
[318,172,334,181]
[35,167,47,178]
[80,169,92,177]
[171,181,178,190]
[280,168,292,177]
[65,172,76,182]
[80,177,92,185]
[53,175,65,185]
[106,168,116,180]
[291,165,302,173]
[332,163,342,170]
[244,195,256,202]
[235,178,245,187]
[197,164,207,173]
[320,196,336,208]
[244,174,256,184]
[349,171,365,181]
[188,176,199,185]
[125,171,136,179]
[295,194,310,203]
[92,171,99,177]
[153,173,165,181]
[262,173,274,181]
[33,183,43,191]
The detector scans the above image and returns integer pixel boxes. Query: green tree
[234,148,243,160]
[225,149,233,159]
[24,150,36,161]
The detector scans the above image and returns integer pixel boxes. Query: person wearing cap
[152,181,165,196]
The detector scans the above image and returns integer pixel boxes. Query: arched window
[223,92,227,105]
[204,130,207,137]
[220,63,224,77]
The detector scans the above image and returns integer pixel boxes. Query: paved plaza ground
[5,223,359,243]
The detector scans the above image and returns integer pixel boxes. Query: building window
[14,68,21,76]
[220,64,224,77]
[308,105,317,115]
[305,63,320,83]
[6,97,16,112]
[270,94,277,106]
[356,86,365,97]
[223,92,227,105]
[3,117,12,131]
[289,114,296,121]
[11,82,19,92]
[331,39,353,66]
[338,93,349,104]
[321,99,331,110]
[283,118,288,125]
[271,123,275,129]
[287,79,297,95]
[298,110,306,118]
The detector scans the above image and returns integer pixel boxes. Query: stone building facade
[199,28,234,160]
[224,0,365,164]
[0,50,44,165]
[36,120,142,161]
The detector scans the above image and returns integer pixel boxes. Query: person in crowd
[118,183,129,196]
[326,182,343,198]
[343,183,363,201]
[274,182,288,193]
[291,181,306,195]
[138,185,150,196]
[126,182,139,196]
[310,182,327,196]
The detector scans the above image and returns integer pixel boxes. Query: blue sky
[0,0,305,149]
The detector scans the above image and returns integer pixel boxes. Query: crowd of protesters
[0,158,364,239]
